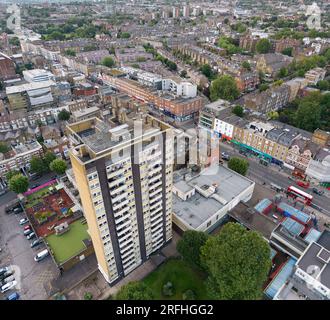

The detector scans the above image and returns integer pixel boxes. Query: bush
[162,282,174,297]
[182,289,196,300]
[84,292,93,300]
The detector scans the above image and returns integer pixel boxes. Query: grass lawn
[45,219,90,264]
[143,258,210,300]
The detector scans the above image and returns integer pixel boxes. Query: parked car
[6,292,20,300]
[30,183,40,189]
[34,249,49,262]
[1,280,17,293]
[13,206,23,214]
[31,238,43,248]
[296,180,310,189]
[0,271,13,281]
[19,218,29,225]
[0,267,9,276]
[1,275,15,285]
[5,201,20,214]
[23,229,33,236]
[312,188,324,196]
[24,225,31,231]
[288,176,295,181]
[27,232,36,240]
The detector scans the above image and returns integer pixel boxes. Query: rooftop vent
[317,248,330,264]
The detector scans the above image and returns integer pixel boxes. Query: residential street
[219,141,330,216]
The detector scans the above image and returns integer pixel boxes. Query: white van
[34,249,49,262]
[1,280,17,293]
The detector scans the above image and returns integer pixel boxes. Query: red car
[24,225,31,231]
[296,180,310,189]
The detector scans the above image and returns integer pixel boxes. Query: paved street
[219,142,330,216]
[0,202,59,300]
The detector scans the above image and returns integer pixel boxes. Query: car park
[27,232,36,240]
[19,218,29,225]
[5,201,20,213]
[1,280,17,293]
[30,238,43,248]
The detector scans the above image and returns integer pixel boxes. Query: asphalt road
[219,142,330,215]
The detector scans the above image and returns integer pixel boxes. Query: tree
[256,38,271,54]
[177,230,208,269]
[116,282,153,300]
[44,152,57,168]
[200,64,214,80]
[6,170,20,181]
[58,109,71,121]
[277,67,288,78]
[316,80,329,91]
[49,159,67,175]
[241,61,251,71]
[180,70,187,78]
[65,49,76,56]
[210,75,239,102]
[294,98,321,132]
[228,157,249,176]
[281,47,293,57]
[259,83,269,92]
[9,174,29,194]
[101,56,115,68]
[200,222,271,300]
[267,111,279,120]
[232,105,244,117]
[30,156,47,175]
[0,142,10,154]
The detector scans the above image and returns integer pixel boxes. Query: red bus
[287,186,313,205]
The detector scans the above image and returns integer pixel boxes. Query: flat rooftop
[45,219,90,264]
[173,166,254,229]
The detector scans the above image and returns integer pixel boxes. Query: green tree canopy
[116,282,154,300]
[9,174,29,194]
[281,47,293,57]
[232,105,244,117]
[30,156,47,175]
[210,75,239,102]
[259,83,269,92]
[0,142,10,154]
[200,222,271,300]
[177,230,209,269]
[65,49,76,56]
[49,159,67,175]
[44,152,57,168]
[6,170,20,182]
[228,157,249,176]
[200,64,215,80]
[277,67,288,78]
[241,61,251,71]
[294,96,321,132]
[256,38,271,54]
[58,109,71,121]
[101,56,116,68]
